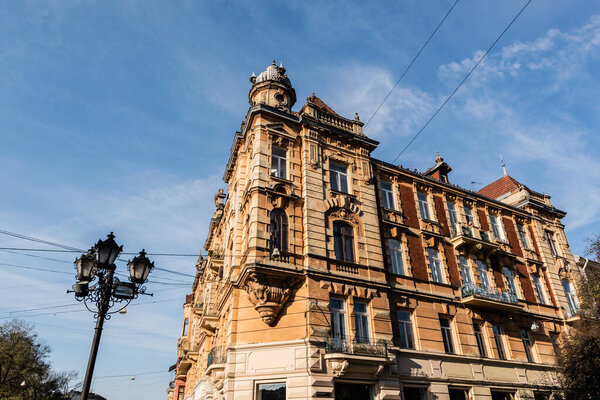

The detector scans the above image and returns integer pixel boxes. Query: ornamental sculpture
[243,271,297,326]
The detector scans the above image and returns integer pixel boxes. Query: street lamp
[70,232,154,400]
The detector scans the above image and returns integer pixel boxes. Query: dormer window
[330,162,349,193]
[271,145,287,179]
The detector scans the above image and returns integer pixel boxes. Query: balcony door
[334,382,372,400]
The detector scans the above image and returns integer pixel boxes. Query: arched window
[182,318,189,336]
[270,209,288,252]
[333,221,354,263]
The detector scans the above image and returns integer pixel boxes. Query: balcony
[449,223,499,255]
[206,346,226,369]
[325,336,387,357]
[564,306,580,322]
[460,283,523,312]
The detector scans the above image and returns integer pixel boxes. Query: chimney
[424,152,452,183]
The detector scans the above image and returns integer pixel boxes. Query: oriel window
[353,302,370,343]
[417,192,431,220]
[333,221,354,263]
[330,162,349,193]
[271,145,287,179]
[269,209,288,253]
[388,239,405,275]
[397,310,415,349]
[380,181,395,209]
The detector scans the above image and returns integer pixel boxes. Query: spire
[499,153,508,177]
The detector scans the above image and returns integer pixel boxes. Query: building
[167,61,583,400]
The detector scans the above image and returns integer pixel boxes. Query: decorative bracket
[243,271,298,326]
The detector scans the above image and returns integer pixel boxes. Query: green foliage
[0,320,76,400]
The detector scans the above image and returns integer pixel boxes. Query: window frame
[562,279,578,314]
[330,161,349,194]
[476,260,491,290]
[463,205,474,225]
[269,209,288,253]
[447,200,459,234]
[502,267,518,296]
[440,317,455,354]
[520,329,536,363]
[492,325,507,360]
[270,145,287,179]
[182,317,189,336]
[473,322,487,357]
[532,274,546,305]
[330,297,347,339]
[417,191,432,221]
[459,256,473,285]
[427,248,444,284]
[489,214,506,241]
[397,310,415,349]
[545,230,560,256]
[333,221,354,263]
[388,238,405,275]
[256,382,286,400]
[353,301,370,344]
[516,223,530,250]
[380,181,395,210]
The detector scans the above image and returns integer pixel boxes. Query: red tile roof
[477,175,523,199]
[307,93,339,116]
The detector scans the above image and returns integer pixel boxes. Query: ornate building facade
[166,62,582,400]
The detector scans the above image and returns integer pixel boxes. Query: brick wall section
[503,216,524,258]
[515,260,537,303]
[433,195,450,236]
[493,269,505,290]
[398,183,428,281]
[442,244,461,286]
[477,209,489,232]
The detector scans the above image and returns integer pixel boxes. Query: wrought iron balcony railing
[461,283,519,304]
[206,346,226,369]
[325,336,387,357]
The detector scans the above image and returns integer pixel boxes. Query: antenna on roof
[499,153,508,177]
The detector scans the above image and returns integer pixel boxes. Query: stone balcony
[460,283,523,312]
[449,223,499,255]
[323,337,388,377]
[325,336,387,357]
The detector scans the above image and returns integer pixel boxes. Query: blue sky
[1,1,599,399]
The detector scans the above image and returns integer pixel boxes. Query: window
[417,192,431,220]
[333,221,354,263]
[516,223,530,249]
[492,325,506,359]
[397,311,415,349]
[503,267,517,296]
[447,200,459,233]
[271,146,287,179]
[388,239,405,275]
[459,256,472,285]
[427,248,444,283]
[380,181,395,209]
[269,209,288,252]
[562,279,578,315]
[177,386,185,400]
[335,383,372,400]
[257,383,286,400]
[520,329,535,363]
[463,205,474,225]
[545,230,560,256]
[182,318,189,336]
[489,214,506,241]
[491,391,514,400]
[533,392,551,400]
[449,388,470,400]
[532,274,546,305]
[330,162,349,193]
[476,260,490,290]
[440,317,455,354]
[354,302,370,343]
[402,387,427,400]
[473,322,487,357]
[330,297,347,339]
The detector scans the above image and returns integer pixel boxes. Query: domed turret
[249,61,296,112]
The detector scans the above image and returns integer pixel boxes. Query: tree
[558,235,600,400]
[0,320,77,400]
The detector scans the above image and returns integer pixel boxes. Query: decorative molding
[243,271,298,326]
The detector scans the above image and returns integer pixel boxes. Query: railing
[461,283,519,304]
[334,261,359,275]
[325,336,387,357]
[451,224,473,238]
[206,346,226,369]
[317,109,355,132]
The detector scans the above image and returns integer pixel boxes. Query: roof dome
[250,60,292,87]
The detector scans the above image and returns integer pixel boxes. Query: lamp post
[70,232,154,400]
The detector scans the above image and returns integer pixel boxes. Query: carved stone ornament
[243,271,297,326]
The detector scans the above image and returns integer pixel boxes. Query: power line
[0,247,199,257]
[0,261,74,275]
[364,0,460,128]
[390,0,534,164]
[0,229,83,251]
